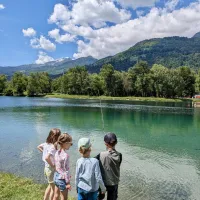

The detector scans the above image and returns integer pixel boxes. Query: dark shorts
[106,185,118,200]
[54,172,67,191]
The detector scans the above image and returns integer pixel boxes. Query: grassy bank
[45,93,200,103]
[0,172,75,200]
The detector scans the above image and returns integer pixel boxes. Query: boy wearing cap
[96,133,122,200]
[75,138,106,200]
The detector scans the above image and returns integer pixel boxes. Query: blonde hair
[56,133,72,148]
[79,146,91,155]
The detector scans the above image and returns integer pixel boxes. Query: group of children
[37,128,122,200]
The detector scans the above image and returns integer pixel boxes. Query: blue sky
[0,0,199,66]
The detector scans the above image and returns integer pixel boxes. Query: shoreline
[0,172,75,200]
[1,93,200,103]
[45,93,200,103]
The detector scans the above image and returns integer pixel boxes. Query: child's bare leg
[44,184,51,200]
[53,186,60,200]
[60,189,68,200]
[49,183,55,200]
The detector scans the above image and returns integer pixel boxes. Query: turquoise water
[0,97,200,199]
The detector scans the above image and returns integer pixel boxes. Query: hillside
[2,34,200,77]
[0,56,97,77]
[87,35,200,73]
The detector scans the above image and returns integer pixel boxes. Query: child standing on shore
[96,133,122,200]
[53,133,73,200]
[37,128,61,200]
[75,138,106,200]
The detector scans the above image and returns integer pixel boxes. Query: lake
[0,96,200,200]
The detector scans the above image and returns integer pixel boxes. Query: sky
[0,0,200,66]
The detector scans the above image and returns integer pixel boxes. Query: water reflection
[0,97,200,199]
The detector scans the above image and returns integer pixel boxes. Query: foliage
[27,72,51,96]
[11,72,27,96]
[87,36,200,73]
[1,63,199,98]
[0,74,7,94]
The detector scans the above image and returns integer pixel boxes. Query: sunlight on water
[0,97,200,199]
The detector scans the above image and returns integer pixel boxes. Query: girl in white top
[37,128,61,200]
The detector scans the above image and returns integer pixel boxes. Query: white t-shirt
[40,143,56,167]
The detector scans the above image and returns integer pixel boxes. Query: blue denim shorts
[54,172,67,191]
[78,187,98,200]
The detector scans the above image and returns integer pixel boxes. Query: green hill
[87,35,200,73]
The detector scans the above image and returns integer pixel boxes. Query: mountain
[87,36,200,73]
[2,34,200,77]
[0,56,97,77]
[192,32,200,38]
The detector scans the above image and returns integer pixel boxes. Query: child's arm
[94,160,106,194]
[75,161,79,193]
[64,155,71,190]
[37,143,44,152]
[45,154,55,168]
[119,153,122,166]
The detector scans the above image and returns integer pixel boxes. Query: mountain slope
[0,56,97,77]
[87,36,200,73]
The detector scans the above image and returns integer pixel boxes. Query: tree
[0,74,7,94]
[60,67,90,95]
[177,66,195,97]
[113,71,124,96]
[38,72,51,94]
[165,69,184,98]
[131,61,153,97]
[121,72,132,96]
[4,81,13,96]
[151,64,169,97]
[52,77,62,93]
[195,70,200,94]
[11,72,27,96]
[89,73,104,96]
[27,72,51,96]
[27,73,40,96]
[100,64,115,96]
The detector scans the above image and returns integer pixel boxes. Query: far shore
[45,93,200,103]
[1,93,200,103]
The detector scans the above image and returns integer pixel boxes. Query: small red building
[194,95,200,99]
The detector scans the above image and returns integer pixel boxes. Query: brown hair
[57,133,72,147]
[46,128,61,144]
[79,146,91,155]
[106,141,117,147]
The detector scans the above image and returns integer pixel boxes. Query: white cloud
[136,10,145,17]
[22,28,36,37]
[48,0,131,28]
[0,4,5,10]
[70,0,131,28]
[165,0,180,11]
[71,2,200,59]
[35,51,54,64]
[30,36,56,51]
[116,0,159,9]
[48,4,71,24]
[48,29,75,43]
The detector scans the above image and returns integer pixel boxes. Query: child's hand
[66,184,72,191]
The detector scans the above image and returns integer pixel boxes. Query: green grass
[0,173,75,200]
[45,93,199,103]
